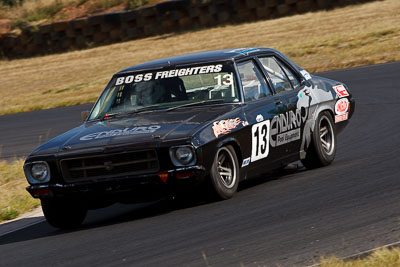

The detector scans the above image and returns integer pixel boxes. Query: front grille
[60,150,159,182]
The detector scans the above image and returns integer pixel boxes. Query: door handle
[275,100,283,106]
[304,89,311,95]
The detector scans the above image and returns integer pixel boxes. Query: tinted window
[237,61,272,102]
[258,57,293,93]
[280,63,300,89]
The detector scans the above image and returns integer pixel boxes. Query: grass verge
[319,247,400,266]
[0,0,399,116]
[0,159,40,222]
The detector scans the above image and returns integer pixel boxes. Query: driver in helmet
[135,80,166,106]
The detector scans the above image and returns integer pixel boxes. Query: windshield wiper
[130,104,163,113]
[100,101,228,120]
[166,100,225,112]
[100,112,123,121]
[100,104,163,120]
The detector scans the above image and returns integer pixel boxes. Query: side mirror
[81,111,90,122]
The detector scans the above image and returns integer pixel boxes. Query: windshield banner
[115,64,223,85]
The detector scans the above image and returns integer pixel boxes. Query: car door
[236,59,287,171]
[256,55,308,156]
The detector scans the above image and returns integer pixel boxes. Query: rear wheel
[301,111,336,169]
[209,145,239,199]
[41,199,87,229]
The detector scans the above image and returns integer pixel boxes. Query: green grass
[0,159,40,222]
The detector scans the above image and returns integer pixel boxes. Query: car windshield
[89,62,240,120]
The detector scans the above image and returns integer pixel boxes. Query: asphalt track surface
[0,103,93,160]
[1,62,400,266]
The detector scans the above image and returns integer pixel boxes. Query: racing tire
[209,145,240,200]
[41,199,87,229]
[301,111,336,169]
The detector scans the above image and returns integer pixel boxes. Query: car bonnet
[29,104,240,156]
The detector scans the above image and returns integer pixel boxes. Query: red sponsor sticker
[335,98,349,115]
[333,85,349,98]
[212,117,241,138]
[335,113,348,123]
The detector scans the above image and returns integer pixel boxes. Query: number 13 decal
[251,120,270,162]
[214,74,233,86]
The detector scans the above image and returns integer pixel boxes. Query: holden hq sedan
[24,47,355,228]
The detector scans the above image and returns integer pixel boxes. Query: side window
[279,63,300,89]
[258,57,293,93]
[237,61,272,102]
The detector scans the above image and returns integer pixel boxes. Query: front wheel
[301,111,336,169]
[209,145,240,200]
[41,199,87,229]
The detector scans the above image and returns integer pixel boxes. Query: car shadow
[239,161,305,191]
[0,201,171,246]
[0,163,305,246]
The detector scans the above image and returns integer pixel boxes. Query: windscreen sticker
[214,73,233,86]
[80,126,161,141]
[300,70,312,80]
[229,48,260,54]
[115,64,223,86]
[212,118,241,138]
[333,84,349,98]
[335,98,349,115]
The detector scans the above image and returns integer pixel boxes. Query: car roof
[118,47,279,74]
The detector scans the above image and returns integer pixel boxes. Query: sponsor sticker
[80,125,161,141]
[251,120,270,162]
[229,48,260,54]
[242,121,249,126]
[335,98,349,115]
[333,84,349,98]
[115,64,223,86]
[270,108,307,147]
[212,118,241,138]
[256,114,264,122]
[276,128,301,146]
[335,113,348,123]
[300,70,312,80]
[241,157,250,167]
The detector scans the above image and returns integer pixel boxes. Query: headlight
[169,146,196,166]
[24,161,51,184]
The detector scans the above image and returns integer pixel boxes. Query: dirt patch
[54,2,125,22]
[0,0,167,27]
[53,0,166,22]
[0,19,11,35]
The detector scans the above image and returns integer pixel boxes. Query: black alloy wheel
[209,145,240,199]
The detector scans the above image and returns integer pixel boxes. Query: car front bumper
[26,165,207,203]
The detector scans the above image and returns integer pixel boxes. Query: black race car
[24,47,355,228]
